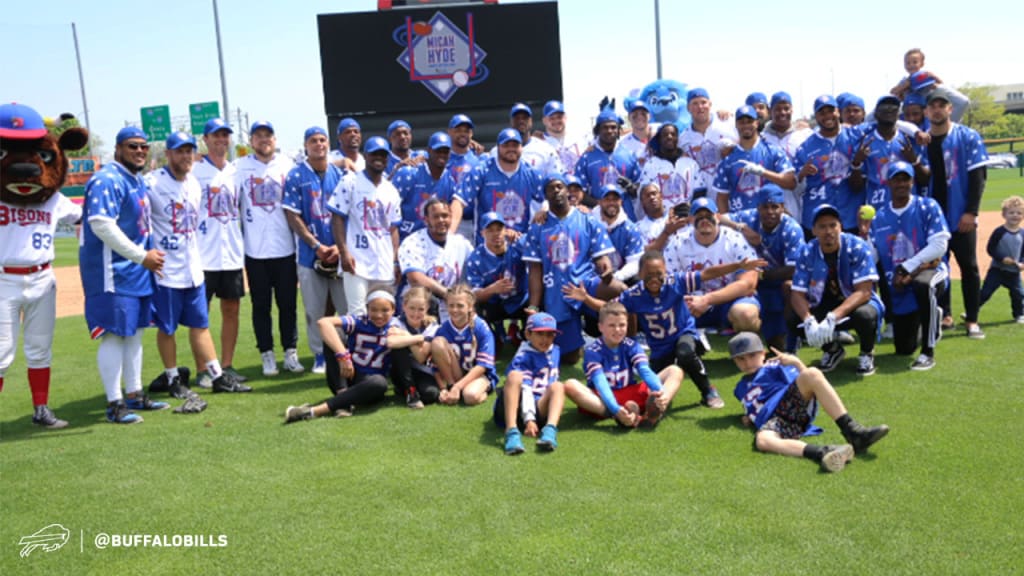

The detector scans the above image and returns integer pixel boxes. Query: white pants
[297,266,347,355]
[342,273,393,316]
[0,270,56,374]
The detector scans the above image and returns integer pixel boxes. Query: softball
[859,205,876,221]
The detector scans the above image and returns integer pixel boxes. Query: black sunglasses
[124,143,150,151]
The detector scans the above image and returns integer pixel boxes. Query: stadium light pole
[71,23,91,131]
[654,0,663,79]
[212,0,233,159]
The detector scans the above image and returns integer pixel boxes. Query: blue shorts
[152,284,209,334]
[85,293,152,339]
[695,295,761,329]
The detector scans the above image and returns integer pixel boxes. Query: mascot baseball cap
[448,114,474,129]
[691,197,717,215]
[509,103,532,118]
[687,88,710,103]
[480,211,506,229]
[728,332,764,358]
[543,100,565,117]
[304,126,327,141]
[428,131,452,150]
[735,106,758,120]
[387,120,411,137]
[770,91,792,108]
[337,118,360,133]
[116,126,148,144]
[812,204,841,224]
[203,118,233,135]
[758,183,786,205]
[364,136,389,154]
[497,128,522,145]
[0,103,48,139]
[250,120,274,134]
[526,312,560,333]
[887,161,914,180]
[166,131,197,150]
[814,95,838,113]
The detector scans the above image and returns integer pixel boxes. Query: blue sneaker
[312,353,326,375]
[125,394,170,411]
[106,401,143,424]
[504,429,525,455]
[536,424,558,451]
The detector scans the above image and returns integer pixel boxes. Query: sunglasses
[123,143,150,151]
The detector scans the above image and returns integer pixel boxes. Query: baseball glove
[173,390,208,414]
[314,258,339,279]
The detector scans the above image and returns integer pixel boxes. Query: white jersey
[542,133,585,174]
[235,154,295,259]
[327,170,401,282]
[636,214,668,246]
[664,226,757,293]
[492,137,563,176]
[762,125,813,160]
[0,194,81,266]
[398,229,474,320]
[617,132,649,164]
[147,167,205,289]
[679,121,738,189]
[192,157,244,271]
[639,155,701,214]
[329,150,365,172]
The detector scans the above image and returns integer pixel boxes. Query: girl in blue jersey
[283,291,415,422]
[430,284,498,406]
[390,286,439,409]
[728,332,889,473]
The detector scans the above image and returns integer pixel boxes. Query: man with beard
[678,88,738,190]
[385,120,427,176]
[712,106,796,214]
[849,95,929,213]
[618,100,654,163]
[445,114,482,242]
[541,100,585,173]
[745,92,769,132]
[636,182,687,252]
[398,198,473,321]
[592,184,644,284]
[284,126,347,374]
[761,92,812,217]
[500,103,562,176]
[639,123,701,219]
[329,117,364,172]
[574,109,640,220]
[392,132,456,241]
[838,94,866,127]
[524,174,620,364]
[465,212,529,346]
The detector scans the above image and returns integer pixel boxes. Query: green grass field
[2,282,1023,575]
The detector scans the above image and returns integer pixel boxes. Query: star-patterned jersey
[446,150,483,242]
[192,157,243,271]
[792,125,872,230]
[522,208,615,322]
[584,336,659,415]
[679,121,738,189]
[543,133,585,174]
[733,360,815,432]
[926,123,990,230]
[464,238,529,314]
[507,340,561,404]
[870,196,950,314]
[597,213,644,272]
[454,157,544,243]
[664,226,758,293]
[386,149,428,176]
[616,132,649,165]
[792,232,882,313]
[712,139,794,213]
[397,230,473,320]
[617,271,702,360]
[0,193,80,266]
[860,128,928,211]
[636,214,668,246]
[426,315,498,387]
[391,162,457,240]
[235,154,294,259]
[80,161,152,297]
[327,170,402,282]
[147,167,204,289]
[762,126,813,160]
[638,154,701,215]
[338,314,403,376]
[729,209,805,275]
[574,145,641,220]
[283,161,344,268]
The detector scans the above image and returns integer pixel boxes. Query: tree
[957,84,1007,138]
[45,114,105,159]
[987,113,1024,140]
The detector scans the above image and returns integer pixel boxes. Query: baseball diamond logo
[18,523,70,558]
[393,12,489,103]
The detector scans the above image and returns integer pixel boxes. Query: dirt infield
[53,211,1007,319]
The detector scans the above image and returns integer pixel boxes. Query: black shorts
[761,383,815,440]
[204,269,245,300]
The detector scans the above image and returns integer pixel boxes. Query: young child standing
[429,284,498,406]
[493,313,569,455]
[567,302,683,428]
[728,332,889,473]
[979,196,1024,323]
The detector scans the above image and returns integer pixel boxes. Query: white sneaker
[283,348,305,373]
[1016,315,1024,324]
[261,351,279,377]
[881,324,894,339]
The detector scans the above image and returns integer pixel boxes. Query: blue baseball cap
[728,332,764,358]
[877,94,902,108]
[250,120,274,134]
[745,92,768,106]
[116,126,148,144]
[497,127,522,145]
[542,173,567,192]
[903,93,927,108]
[526,312,560,333]
[448,113,474,129]
[203,118,233,136]
[814,95,838,113]
[543,100,565,117]
[387,120,411,137]
[509,103,532,118]
[836,92,853,109]
[480,211,506,229]
[564,174,584,189]
[812,203,841,224]
[428,131,451,150]
[594,183,623,199]
[887,160,915,180]
[166,131,196,150]
[770,91,792,108]
[691,197,717,215]
[595,109,621,126]
[687,88,709,103]
[909,71,936,91]
[840,94,864,111]
[304,126,327,141]
[758,183,786,205]
[735,105,758,120]
[0,103,48,139]
[337,118,360,133]
[364,136,389,154]
[628,100,649,114]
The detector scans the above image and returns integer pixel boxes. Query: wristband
[525,305,540,315]
[850,163,863,171]
[311,241,321,251]
[335,351,351,361]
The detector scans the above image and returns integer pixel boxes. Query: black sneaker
[843,423,890,455]
[910,354,935,371]
[406,388,424,410]
[818,343,846,373]
[212,373,252,393]
[106,400,143,424]
[168,375,193,400]
[150,367,191,394]
[820,444,854,472]
[125,394,170,411]
[32,405,69,429]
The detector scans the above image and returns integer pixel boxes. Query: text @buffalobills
[93,533,228,549]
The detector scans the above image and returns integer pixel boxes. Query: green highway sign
[189,101,221,136]
[140,105,171,141]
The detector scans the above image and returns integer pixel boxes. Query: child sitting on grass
[390,286,439,409]
[429,284,497,406]
[728,332,889,473]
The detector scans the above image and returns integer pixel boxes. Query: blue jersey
[522,208,615,322]
[871,196,950,314]
[730,209,805,274]
[926,123,990,230]
[447,150,482,187]
[617,271,701,360]
[602,217,644,272]
[860,129,928,211]
[793,126,871,230]
[464,238,529,314]
[428,316,498,386]
[733,360,818,433]
[584,336,658,414]
[391,163,456,240]
[283,161,343,268]
[80,161,152,297]
[386,150,427,175]
[506,341,561,400]
[713,140,793,212]
[792,233,883,316]
[338,314,402,375]
[574,146,641,220]
[454,158,544,242]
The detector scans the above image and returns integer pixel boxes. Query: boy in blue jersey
[465,212,528,349]
[979,196,1024,323]
[494,313,569,455]
[869,162,950,370]
[567,302,683,427]
[728,332,889,473]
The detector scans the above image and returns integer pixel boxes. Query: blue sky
[4,0,1021,157]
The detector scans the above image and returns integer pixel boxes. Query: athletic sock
[803,444,826,463]
[0,376,4,393]
[165,367,179,382]
[98,335,125,402]
[680,355,712,396]
[28,367,50,406]
[206,360,223,378]
[835,413,854,436]
[921,346,934,357]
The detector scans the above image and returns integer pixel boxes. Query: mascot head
[623,79,692,128]
[1,103,88,206]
